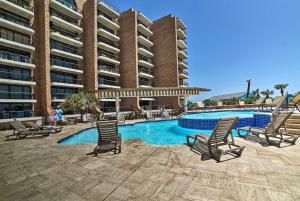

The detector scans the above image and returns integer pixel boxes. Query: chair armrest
[194,134,208,143]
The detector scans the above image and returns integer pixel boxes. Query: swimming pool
[181,111,256,119]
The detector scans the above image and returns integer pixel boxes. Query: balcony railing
[98,24,114,34]
[0,110,40,119]
[98,51,119,60]
[0,91,34,99]
[178,48,188,55]
[137,20,150,29]
[98,36,119,48]
[138,32,149,40]
[99,65,119,74]
[52,92,73,99]
[97,11,118,24]
[50,10,79,26]
[0,50,32,63]
[180,81,189,86]
[51,41,79,55]
[138,55,152,64]
[179,70,189,76]
[178,59,188,65]
[0,9,31,27]
[0,30,30,45]
[51,75,82,85]
[50,25,80,39]
[7,0,33,11]
[0,70,34,81]
[178,38,187,45]
[98,0,119,13]
[139,80,152,87]
[177,25,187,35]
[50,58,80,69]
[138,68,153,75]
[55,0,82,13]
[99,78,119,86]
[138,43,151,52]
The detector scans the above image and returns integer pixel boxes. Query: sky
[109,0,300,101]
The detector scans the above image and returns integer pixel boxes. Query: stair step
[285,123,300,129]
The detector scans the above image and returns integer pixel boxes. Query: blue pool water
[181,111,256,119]
[58,120,244,145]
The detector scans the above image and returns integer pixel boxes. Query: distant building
[209,92,255,101]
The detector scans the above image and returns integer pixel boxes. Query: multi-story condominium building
[0,0,189,124]
[151,15,189,109]
[119,9,154,111]
[0,0,36,119]
[34,0,84,116]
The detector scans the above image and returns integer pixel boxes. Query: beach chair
[217,101,223,109]
[6,121,50,140]
[196,101,206,110]
[117,112,125,124]
[146,110,155,120]
[186,117,245,162]
[262,96,284,110]
[162,111,170,119]
[24,121,62,133]
[237,111,298,147]
[239,101,245,108]
[94,120,122,156]
[289,92,300,111]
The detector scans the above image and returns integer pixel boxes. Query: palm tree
[260,89,274,99]
[61,92,98,121]
[252,88,260,99]
[274,83,288,96]
[246,79,251,99]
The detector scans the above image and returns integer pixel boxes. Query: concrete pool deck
[0,122,299,201]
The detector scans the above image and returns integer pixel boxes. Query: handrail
[98,0,119,13]
[138,68,153,75]
[0,91,35,99]
[55,0,82,13]
[99,78,119,86]
[50,9,79,25]
[50,25,80,39]
[0,70,34,81]
[50,58,80,69]
[139,80,152,86]
[0,9,32,27]
[98,36,119,48]
[7,0,33,11]
[98,51,119,60]
[0,110,40,119]
[51,75,82,85]
[52,92,73,99]
[0,50,32,63]
[51,41,79,55]
[98,65,119,73]
[0,30,30,45]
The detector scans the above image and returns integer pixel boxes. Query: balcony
[137,23,153,37]
[178,49,188,59]
[51,92,75,102]
[176,18,187,30]
[0,50,35,69]
[177,39,187,49]
[178,59,188,69]
[0,0,34,19]
[98,78,120,89]
[50,11,82,33]
[97,13,119,30]
[179,81,189,87]
[0,9,34,35]
[98,52,120,65]
[97,24,119,41]
[138,55,154,68]
[97,0,119,18]
[179,70,189,79]
[50,58,83,74]
[137,12,152,27]
[0,110,39,119]
[50,28,82,47]
[98,36,120,53]
[0,91,36,103]
[138,68,154,79]
[139,80,152,88]
[0,30,34,52]
[51,42,83,61]
[177,26,187,39]
[98,65,120,77]
[0,70,35,86]
[49,0,82,20]
[51,75,83,88]
[137,35,153,47]
[138,45,153,58]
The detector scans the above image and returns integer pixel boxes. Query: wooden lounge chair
[237,111,298,147]
[186,117,245,162]
[262,96,284,110]
[24,121,63,133]
[7,121,50,140]
[94,120,122,156]
[289,92,300,111]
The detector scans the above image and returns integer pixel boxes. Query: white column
[184,95,188,113]
[115,96,120,117]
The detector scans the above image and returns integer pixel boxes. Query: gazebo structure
[97,87,210,116]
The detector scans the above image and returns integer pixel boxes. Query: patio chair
[237,111,298,147]
[6,121,50,140]
[288,92,300,111]
[24,121,62,133]
[262,96,284,110]
[162,111,170,119]
[94,120,122,156]
[186,117,245,162]
[217,101,223,108]
[146,110,155,120]
[196,101,206,110]
[117,112,125,124]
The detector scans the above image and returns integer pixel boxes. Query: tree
[274,83,288,96]
[260,89,274,99]
[61,92,98,120]
[252,88,260,99]
[246,79,251,99]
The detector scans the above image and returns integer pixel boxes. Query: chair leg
[266,136,281,147]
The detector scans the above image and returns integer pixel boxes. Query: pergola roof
[98,87,210,98]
